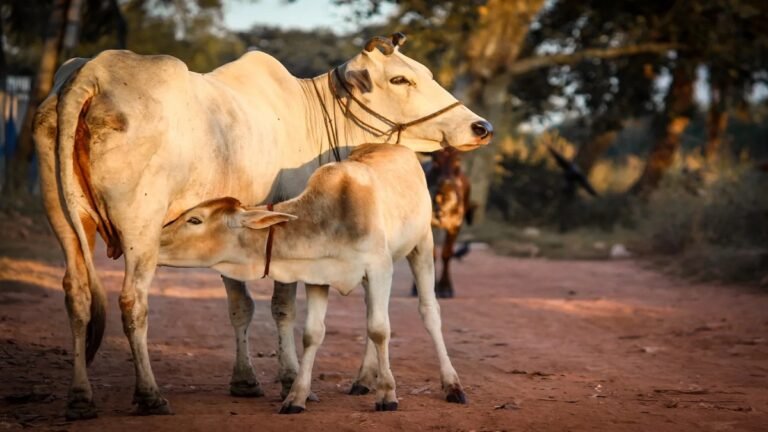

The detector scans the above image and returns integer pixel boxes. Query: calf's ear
[234,210,297,230]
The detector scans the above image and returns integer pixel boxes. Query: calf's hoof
[435,289,454,299]
[348,383,371,395]
[65,399,98,421]
[281,389,318,402]
[445,385,467,404]
[230,380,264,398]
[375,401,398,412]
[279,404,305,415]
[133,396,172,416]
[410,283,418,297]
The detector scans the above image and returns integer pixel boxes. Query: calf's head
[339,33,493,152]
[158,197,296,270]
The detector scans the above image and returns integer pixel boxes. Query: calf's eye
[187,217,202,225]
[389,76,410,85]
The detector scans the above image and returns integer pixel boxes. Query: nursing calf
[158,144,464,413]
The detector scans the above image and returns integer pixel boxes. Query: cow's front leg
[349,337,378,395]
[271,282,300,398]
[223,276,263,397]
[120,247,171,415]
[280,284,329,414]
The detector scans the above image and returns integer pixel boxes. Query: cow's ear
[344,69,373,93]
[232,210,297,230]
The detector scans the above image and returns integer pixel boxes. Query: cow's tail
[57,74,106,365]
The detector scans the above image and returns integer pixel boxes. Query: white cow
[159,144,462,413]
[33,34,492,419]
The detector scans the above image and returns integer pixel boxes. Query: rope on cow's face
[330,67,461,146]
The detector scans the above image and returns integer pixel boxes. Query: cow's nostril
[471,120,493,138]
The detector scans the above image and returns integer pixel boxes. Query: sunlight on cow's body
[158,144,465,413]
[33,33,491,419]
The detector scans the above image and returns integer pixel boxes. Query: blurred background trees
[1,0,766,283]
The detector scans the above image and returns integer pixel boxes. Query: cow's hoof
[65,399,98,421]
[230,380,264,398]
[375,401,398,411]
[445,386,467,404]
[349,383,371,395]
[279,404,305,415]
[133,396,172,416]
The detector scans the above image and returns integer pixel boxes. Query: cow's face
[340,34,492,152]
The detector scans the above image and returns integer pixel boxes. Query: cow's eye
[389,76,411,85]
[187,217,202,225]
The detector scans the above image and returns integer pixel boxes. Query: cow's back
[60,50,286,224]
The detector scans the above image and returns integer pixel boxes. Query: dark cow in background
[413,147,475,298]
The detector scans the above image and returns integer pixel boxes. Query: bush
[636,168,768,284]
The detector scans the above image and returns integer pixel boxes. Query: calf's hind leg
[407,235,466,404]
[222,276,263,397]
[364,264,398,411]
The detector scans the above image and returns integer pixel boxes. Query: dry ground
[0,210,766,431]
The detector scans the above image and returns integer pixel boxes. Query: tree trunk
[4,0,73,196]
[704,79,728,162]
[460,0,546,223]
[110,0,128,49]
[0,16,7,85]
[630,63,695,196]
[462,75,514,223]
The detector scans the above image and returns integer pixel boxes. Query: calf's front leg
[222,276,263,397]
[279,284,329,414]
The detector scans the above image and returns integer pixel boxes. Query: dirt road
[1,216,767,431]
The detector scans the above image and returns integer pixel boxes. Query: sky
[223,0,395,34]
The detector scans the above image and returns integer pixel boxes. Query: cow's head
[337,33,492,152]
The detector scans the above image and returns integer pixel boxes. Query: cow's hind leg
[280,284,329,414]
[407,234,466,404]
[223,276,263,397]
[364,263,398,411]
[54,215,101,420]
[118,231,171,415]
[37,111,103,419]
[349,336,378,395]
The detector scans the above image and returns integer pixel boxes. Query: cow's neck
[297,73,392,162]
